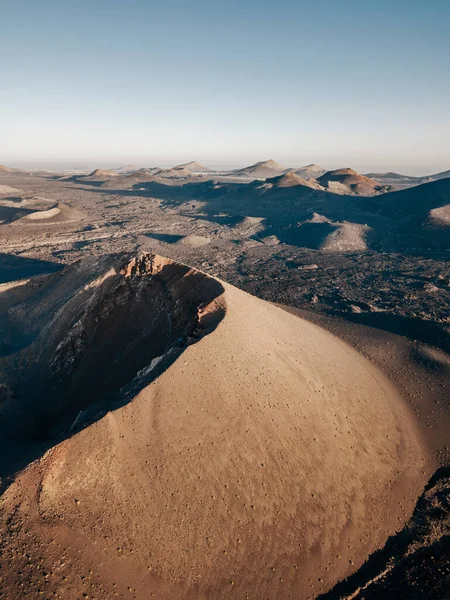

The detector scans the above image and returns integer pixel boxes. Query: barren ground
[0,171,449,599]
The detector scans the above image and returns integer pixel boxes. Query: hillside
[0,252,425,600]
[317,168,392,196]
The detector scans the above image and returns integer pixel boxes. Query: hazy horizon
[3,157,450,177]
[2,0,449,175]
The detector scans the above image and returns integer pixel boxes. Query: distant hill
[362,178,450,250]
[265,171,324,190]
[235,159,287,179]
[431,168,450,180]
[292,164,327,180]
[56,168,121,186]
[153,167,196,179]
[0,184,23,195]
[134,167,162,175]
[365,168,450,190]
[113,165,139,174]
[367,177,450,219]
[365,171,433,190]
[137,171,449,252]
[175,161,214,173]
[18,203,85,224]
[82,169,120,180]
[0,165,25,174]
[98,166,204,190]
[317,168,392,196]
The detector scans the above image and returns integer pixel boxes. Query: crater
[0,253,225,471]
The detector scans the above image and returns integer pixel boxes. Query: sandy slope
[176,234,211,247]
[429,203,450,224]
[0,184,23,195]
[0,253,428,600]
[18,202,85,223]
[17,202,84,223]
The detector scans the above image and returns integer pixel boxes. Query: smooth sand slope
[0,184,23,195]
[0,253,427,600]
[18,202,85,223]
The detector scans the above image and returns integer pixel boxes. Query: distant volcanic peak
[384,171,410,178]
[318,168,378,185]
[252,159,286,171]
[431,168,450,180]
[176,161,214,173]
[365,171,416,181]
[87,169,119,178]
[275,171,305,184]
[403,176,450,196]
[113,164,138,174]
[293,164,327,180]
[237,159,288,179]
[155,167,194,178]
[321,168,358,179]
[316,168,391,196]
[268,171,318,188]
[297,163,326,172]
[137,167,161,174]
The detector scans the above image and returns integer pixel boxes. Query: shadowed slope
[0,253,224,473]
[318,468,450,600]
[0,253,62,284]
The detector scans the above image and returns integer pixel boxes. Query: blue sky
[1,0,449,173]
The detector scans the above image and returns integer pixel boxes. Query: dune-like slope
[0,253,426,600]
[176,233,211,247]
[18,202,85,223]
[320,467,450,599]
[0,184,23,195]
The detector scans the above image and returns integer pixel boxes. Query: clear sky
[1,0,449,174]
